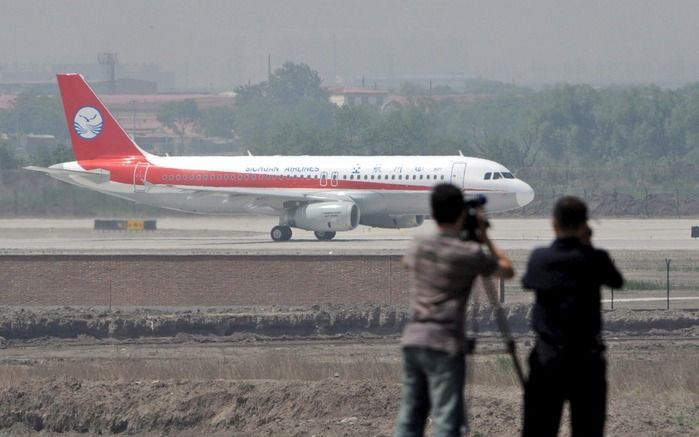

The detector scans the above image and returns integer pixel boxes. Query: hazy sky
[1,0,698,89]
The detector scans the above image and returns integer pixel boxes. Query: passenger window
[244,175,249,180]
[385,175,389,180]
[419,175,423,180]
[176,175,181,181]
[169,175,174,181]
[371,175,375,180]
[426,175,430,180]
[413,175,417,180]
[203,175,208,180]
[398,175,402,180]
[484,172,492,180]
[440,175,445,180]
[391,175,395,180]
[503,172,515,179]
[196,175,201,180]
[189,175,195,181]
[218,175,222,180]
[493,172,502,180]
[161,175,166,181]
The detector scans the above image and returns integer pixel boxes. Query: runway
[0,217,697,254]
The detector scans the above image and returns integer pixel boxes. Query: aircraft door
[330,171,339,187]
[450,163,466,188]
[320,171,328,187]
[133,162,150,193]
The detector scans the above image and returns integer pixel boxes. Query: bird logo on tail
[73,106,103,139]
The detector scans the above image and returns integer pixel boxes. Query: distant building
[327,87,388,107]
[100,93,234,138]
[0,90,236,155]
[0,62,177,93]
[91,78,158,95]
[326,86,488,112]
[381,93,488,111]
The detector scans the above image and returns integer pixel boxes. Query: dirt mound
[0,306,407,341]
[0,378,399,436]
[0,305,696,342]
[2,378,696,436]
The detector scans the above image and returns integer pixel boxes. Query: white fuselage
[50,155,534,218]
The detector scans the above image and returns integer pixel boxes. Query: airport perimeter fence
[499,251,699,310]
[0,253,697,310]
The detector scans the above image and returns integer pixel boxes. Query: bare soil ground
[0,305,697,436]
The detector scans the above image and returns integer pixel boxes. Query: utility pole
[98,52,118,94]
[665,258,671,310]
[332,34,337,82]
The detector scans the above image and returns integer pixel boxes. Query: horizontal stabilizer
[24,166,110,184]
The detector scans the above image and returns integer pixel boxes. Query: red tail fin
[57,74,145,161]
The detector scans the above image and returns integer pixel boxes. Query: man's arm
[402,239,418,269]
[482,234,514,279]
[597,250,624,289]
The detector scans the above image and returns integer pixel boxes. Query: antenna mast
[98,52,118,93]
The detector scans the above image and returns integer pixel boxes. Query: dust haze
[1,0,699,89]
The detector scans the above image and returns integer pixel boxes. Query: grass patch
[622,279,664,290]
[2,350,696,398]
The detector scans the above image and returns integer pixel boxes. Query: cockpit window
[484,172,492,180]
[502,172,515,179]
[493,172,502,180]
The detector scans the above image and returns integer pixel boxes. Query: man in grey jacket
[394,183,514,437]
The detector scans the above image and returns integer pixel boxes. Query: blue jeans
[394,347,467,437]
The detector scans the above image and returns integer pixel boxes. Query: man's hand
[481,227,515,279]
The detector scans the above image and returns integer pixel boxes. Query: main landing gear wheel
[271,225,292,241]
[314,231,336,241]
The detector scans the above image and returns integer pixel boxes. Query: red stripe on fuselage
[78,160,501,192]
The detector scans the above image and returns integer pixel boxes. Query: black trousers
[522,342,607,437]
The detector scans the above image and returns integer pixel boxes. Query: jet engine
[360,214,426,229]
[283,201,360,231]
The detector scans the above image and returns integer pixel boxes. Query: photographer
[394,183,514,437]
[521,196,623,437]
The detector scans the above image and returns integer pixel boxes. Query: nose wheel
[271,225,292,241]
[314,231,336,241]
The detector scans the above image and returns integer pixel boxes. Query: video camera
[460,194,490,242]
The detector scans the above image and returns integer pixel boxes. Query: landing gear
[314,231,336,241]
[271,225,292,242]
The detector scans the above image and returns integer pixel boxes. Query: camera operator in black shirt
[521,196,623,437]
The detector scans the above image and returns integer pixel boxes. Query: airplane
[26,74,534,241]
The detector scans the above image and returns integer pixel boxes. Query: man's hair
[554,196,588,230]
[431,183,464,224]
